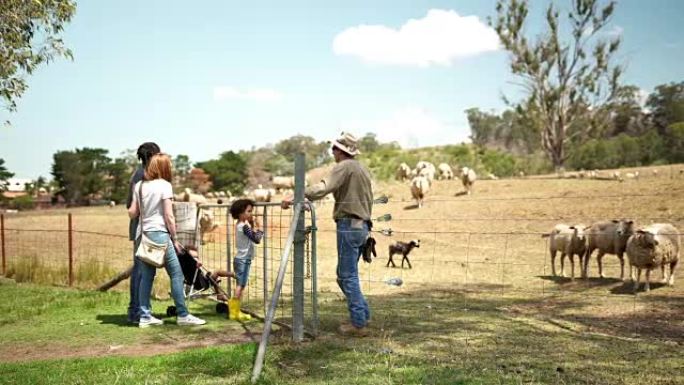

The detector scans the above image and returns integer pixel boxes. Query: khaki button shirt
[305,159,373,220]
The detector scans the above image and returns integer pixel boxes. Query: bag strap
[138,181,144,238]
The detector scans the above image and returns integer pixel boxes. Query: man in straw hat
[282,132,373,336]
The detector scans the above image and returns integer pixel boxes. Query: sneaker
[338,322,369,337]
[177,314,206,326]
[139,316,164,328]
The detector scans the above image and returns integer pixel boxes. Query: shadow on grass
[454,191,468,197]
[610,280,669,295]
[403,204,419,210]
[95,314,135,327]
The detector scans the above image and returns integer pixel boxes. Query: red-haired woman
[128,153,206,328]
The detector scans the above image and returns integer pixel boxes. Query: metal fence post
[68,213,74,287]
[292,152,306,342]
[226,208,232,297]
[1,214,5,275]
[262,207,269,315]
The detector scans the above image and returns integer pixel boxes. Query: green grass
[1,280,682,385]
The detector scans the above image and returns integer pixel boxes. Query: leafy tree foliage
[358,133,381,153]
[106,158,130,204]
[195,151,247,194]
[0,0,76,116]
[646,82,684,133]
[0,158,14,191]
[51,148,112,205]
[491,0,623,168]
[273,135,330,170]
[466,107,540,154]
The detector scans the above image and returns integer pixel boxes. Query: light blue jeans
[336,218,371,328]
[127,238,142,322]
[138,231,189,319]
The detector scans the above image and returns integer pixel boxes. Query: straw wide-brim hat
[329,132,361,156]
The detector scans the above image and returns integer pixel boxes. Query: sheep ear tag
[373,195,389,204]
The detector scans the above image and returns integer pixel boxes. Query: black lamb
[387,240,420,269]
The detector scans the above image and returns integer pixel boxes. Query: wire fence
[1,190,683,347]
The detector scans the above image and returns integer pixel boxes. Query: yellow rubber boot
[229,298,251,321]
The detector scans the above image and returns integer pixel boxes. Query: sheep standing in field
[251,184,272,202]
[543,224,588,279]
[387,240,420,269]
[486,173,499,180]
[396,163,411,181]
[437,163,454,180]
[176,188,207,204]
[460,167,477,195]
[582,219,635,280]
[416,161,436,185]
[612,171,623,182]
[410,175,430,208]
[625,171,640,180]
[270,175,295,193]
[626,223,680,292]
[652,169,659,177]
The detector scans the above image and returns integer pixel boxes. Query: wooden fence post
[1,214,5,275]
[68,213,74,286]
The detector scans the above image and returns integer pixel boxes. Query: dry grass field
[1,163,683,383]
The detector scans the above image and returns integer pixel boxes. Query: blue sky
[2,0,683,178]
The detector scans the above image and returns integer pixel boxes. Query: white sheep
[625,171,639,180]
[410,175,430,208]
[396,163,411,181]
[612,171,623,181]
[177,188,207,204]
[437,163,454,180]
[460,167,477,195]
[486,173,499,180]
[582,219,635,280]
[252,184,272,202]
[270,175,295,193]
[652,169,659,177]
[543,224,588,279]
[626,223,680,292]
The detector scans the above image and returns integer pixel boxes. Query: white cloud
[213,86,282,102]
[333,9,500,67]
[341,107,470,148]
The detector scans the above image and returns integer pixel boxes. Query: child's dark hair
[230,199,256,219]
[137,142,161,166]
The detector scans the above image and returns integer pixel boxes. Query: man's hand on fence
[281,196,293,210]
[281,196,311,211]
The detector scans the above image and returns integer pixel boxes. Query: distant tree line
[467,81,684,171]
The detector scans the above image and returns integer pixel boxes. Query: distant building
[2,178,33,192]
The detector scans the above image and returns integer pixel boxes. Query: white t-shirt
[133,179,173,239]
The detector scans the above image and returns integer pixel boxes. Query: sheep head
[613,219,635,239]
[633,230,658,249]
[410,239,421,248]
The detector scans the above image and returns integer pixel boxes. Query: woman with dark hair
[128,153,206,327]
[126,142,160,324]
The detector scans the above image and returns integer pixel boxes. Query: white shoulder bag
[135,182,167,267]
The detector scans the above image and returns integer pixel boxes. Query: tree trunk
[97,265,133,292]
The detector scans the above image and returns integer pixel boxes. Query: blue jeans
[336,218,370,328]
[233,258,252,288]
[138,231,189,319]
[127,238,142,321]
